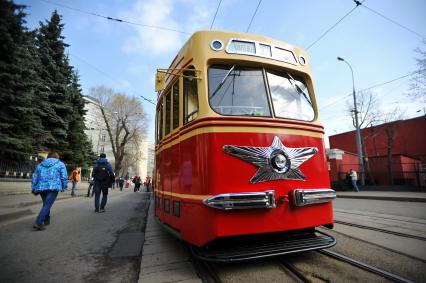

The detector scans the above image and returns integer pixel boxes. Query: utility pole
[337,57,365,186]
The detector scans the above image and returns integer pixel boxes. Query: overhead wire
[321,79,408,121]
[246,0,262,33]
[306,0,363,50]
[210,0,222,30]
[319,70,419,110]
[38,0,190,34]
[69,53,156,106]
[361,4,426,40]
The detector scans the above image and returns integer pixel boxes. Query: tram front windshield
[208,65,314,121]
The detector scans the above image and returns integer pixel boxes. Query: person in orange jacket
[145,176,151,192]
[70,167,80,197]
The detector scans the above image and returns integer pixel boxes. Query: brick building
[328,115,426,187]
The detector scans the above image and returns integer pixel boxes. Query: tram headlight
[210,39,224,51]
[270,151,290,173]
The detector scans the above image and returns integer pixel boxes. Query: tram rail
[318,249,414,283]
[189,249,222,283]
[275,258,311,283]
[335,210,426,226]
[189,244,418,283]
[334,220,426,241]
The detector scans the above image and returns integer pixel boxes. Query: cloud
[120,0,215,56]
[120,0,184,55]
[186,1,214,30]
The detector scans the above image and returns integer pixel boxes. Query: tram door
[168,80,181,226]
[156,93,165,218]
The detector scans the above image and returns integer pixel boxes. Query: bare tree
[346,90,381,183]
[346,90,381,129]
[119,134,144,178]
[408,40,426,104]
[379,108,405,185]
[90,86,148,174]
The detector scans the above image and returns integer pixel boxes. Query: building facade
[146,143,155,178]
[83,96,115,168]
[328,115,426,187]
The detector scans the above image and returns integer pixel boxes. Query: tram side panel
[162,143,174,225]
[169,136,181,228]
[179,132,218,245]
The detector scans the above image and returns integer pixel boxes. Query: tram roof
[157,30,313,99]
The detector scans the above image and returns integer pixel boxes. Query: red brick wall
[328,153,359,182]
[329,116,426,163]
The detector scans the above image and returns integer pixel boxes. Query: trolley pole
[337,57,365,186]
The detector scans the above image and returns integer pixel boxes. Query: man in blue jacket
[92,153,115,213]
[31,152,68,230]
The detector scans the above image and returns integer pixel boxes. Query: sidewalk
[0,181,90,223]
[336,191,426,202]
[138,197,200,283]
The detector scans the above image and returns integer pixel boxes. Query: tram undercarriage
[190,227,336,262]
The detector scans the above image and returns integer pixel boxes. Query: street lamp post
[337,56,365,186]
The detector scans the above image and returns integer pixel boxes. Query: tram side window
[156,99,164,141]
[165,91,171,135]
[173,200,180,217]
[172,81,179,129]
[164,199,170,213]
[183,67,198,124]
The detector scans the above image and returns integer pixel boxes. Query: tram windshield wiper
[286,72,313,107]
[210,65,236,98]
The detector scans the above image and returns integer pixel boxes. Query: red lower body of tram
[155,119,335,261]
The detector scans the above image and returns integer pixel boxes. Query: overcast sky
[17,0,426,146]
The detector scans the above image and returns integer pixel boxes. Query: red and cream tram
[154,30,336,262]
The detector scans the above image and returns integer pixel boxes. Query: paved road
[334,198,426,219]
[332,198,426,261]
[0,190,150,283]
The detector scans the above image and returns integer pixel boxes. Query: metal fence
[0,160,37,179]
[333,170,425,190]
[0,160,91,180]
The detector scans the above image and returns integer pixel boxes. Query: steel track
[189,248,222,283]
[318,249,414,283]
[334,220,426,241]
[335,210,426,226]
[276,257,311,283]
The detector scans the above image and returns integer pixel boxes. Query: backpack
[95,164,110,181]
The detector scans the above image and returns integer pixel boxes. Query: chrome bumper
[203,189,336,210]
[292,189,336,207]
[203,190,276,210]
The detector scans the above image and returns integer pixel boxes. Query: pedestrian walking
[118,177,125,191]
[111,173,116,190]
[349,169,360,192]
[92,153,115,213]
[70,167,80,197]
[31,151,68,230]
[133,176,142,192]
[86,177,95,197]
[145,176,151,192]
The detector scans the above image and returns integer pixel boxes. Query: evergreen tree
[0,0,43,161]
[66,70,96,167]
[35,10,73,156]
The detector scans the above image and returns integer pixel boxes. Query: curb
[337,195,426,203]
